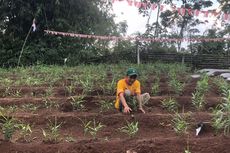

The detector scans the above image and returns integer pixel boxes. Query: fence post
[182,54,185,64]
[136,41,140,65]
[137,46,140,65]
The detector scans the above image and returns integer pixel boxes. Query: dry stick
[17,25,32,67]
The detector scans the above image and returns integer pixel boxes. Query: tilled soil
[0,77,229,153]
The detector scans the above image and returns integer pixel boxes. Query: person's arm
[119,92,132,113]
[116,80,131,113]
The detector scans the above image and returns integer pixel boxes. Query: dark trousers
[119,95,137,112]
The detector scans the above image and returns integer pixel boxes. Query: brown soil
[0,77,229,153]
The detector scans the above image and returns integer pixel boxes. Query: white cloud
[113,1,150,35]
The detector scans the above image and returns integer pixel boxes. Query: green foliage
[0,0,117,67]
[211,89,230,135]
[161,97,178,112]
[100,77,116,95]
[190,74,209,110]
[190,30,226,55]
[213,76,229,95]
[21,104,39,112]
[211,108,225,134]
[151,77,160,96]
[98,100,113,112]
[119,121,139,138]
[17,123,33,142]
[42,98,59,109]
[42,118,62,143]
[65,83,76,96]
[196,74,209,94]
[65,136,76,142]
[1,118,17,141]
[80,118,104,139]
[79,76,93,94]
[185,150,191,153]
[191,91,205,110]
[172,113,189,135]
[2,87,22,98]
[168,71,184,95]
[70,95,85,110]
[0,109,18,141]
[45,86,54,97]
[169,79,184,95]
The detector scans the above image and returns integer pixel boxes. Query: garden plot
[0,64,230,153]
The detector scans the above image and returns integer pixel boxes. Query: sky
[112,0,222,36]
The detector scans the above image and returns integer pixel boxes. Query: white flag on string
[32,18,36,32]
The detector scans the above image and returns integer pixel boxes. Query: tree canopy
[0,0,117,67]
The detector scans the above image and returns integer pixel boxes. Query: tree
[0,0,117,67]
[138,0,213,52]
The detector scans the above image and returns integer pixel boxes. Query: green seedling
[151,77,160,96]
[43,98,59,109]
[79,76,93,94]
[213,76,229,95]
[151,83,159,96]
[0,110,18,141]
[191,91,205,110]
[98,100,113,112]
[17,123,32,142]
[65,136,76,142]
[161,97,178,112]
[196,74,209,94]
[101,77,116,95]
[42,117,62,143]
[21,104,38,112]
[169,79,184,95]
[211,108,225,134]
[65,84,75,96]
[45,86,54,97]
[3,87,11,97]
[70,95,85,110]
[79,118,104,139]
[11,89,22,97]
[119,121,139,138]
[172,113,189,135]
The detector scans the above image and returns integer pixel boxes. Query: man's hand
[139,107,145,114]
[124,106,132,113]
